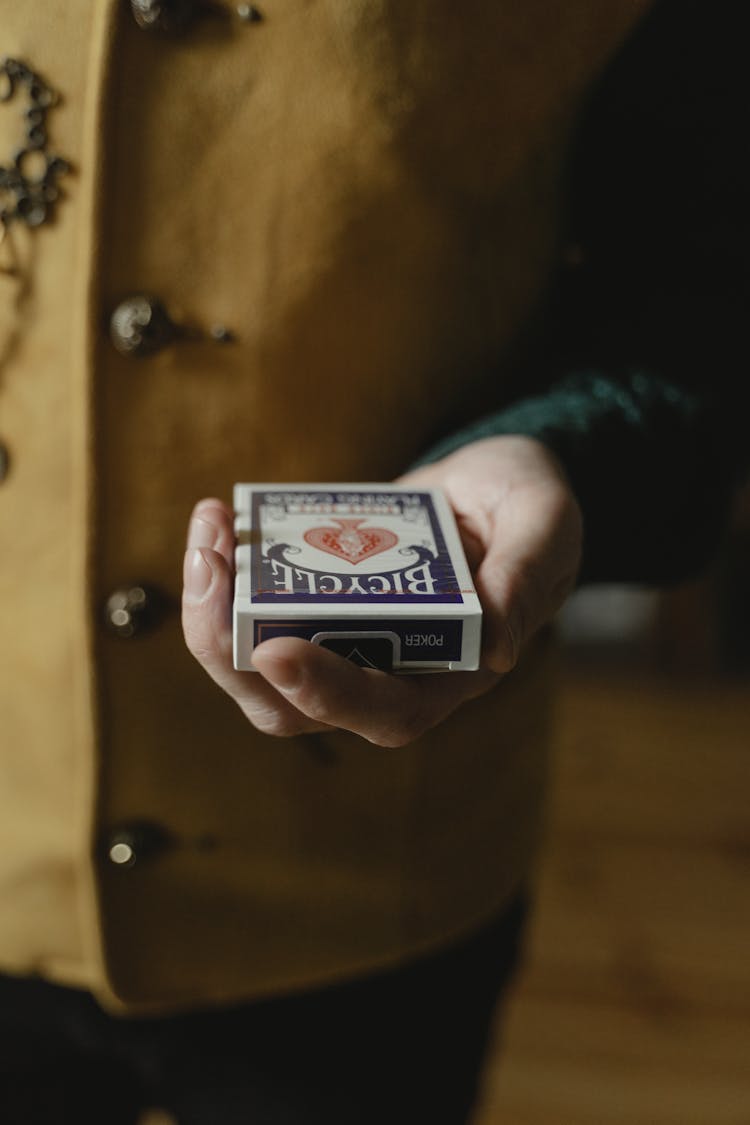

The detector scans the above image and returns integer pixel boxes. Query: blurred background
[475,485,750,1124]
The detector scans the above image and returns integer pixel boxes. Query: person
[1,1,747,1122]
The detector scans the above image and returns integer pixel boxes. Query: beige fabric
[0,1,650,1011]
[0,0,113,991]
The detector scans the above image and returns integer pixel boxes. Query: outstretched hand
[181,436,582,747]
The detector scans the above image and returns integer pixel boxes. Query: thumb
[474,486,582,674]
[182,546,235,676]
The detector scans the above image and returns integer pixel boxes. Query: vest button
[106,821,172,868]
[104,584,168,638]
[129,0,198,33]
[109,295,180,357]
[236,4,263,21]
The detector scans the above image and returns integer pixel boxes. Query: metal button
[130,0,264,32]
[236,4,262,21]
[0,443,9,483]
[105,821,172,868]
[109,295,180,357]
[104,584,168,638]
[130,0,199,33]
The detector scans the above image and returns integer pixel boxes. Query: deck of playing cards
[233,484,482,673]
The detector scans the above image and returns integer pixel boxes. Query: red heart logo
[303,519,398,565]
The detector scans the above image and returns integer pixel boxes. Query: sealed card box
[233,484,482,672]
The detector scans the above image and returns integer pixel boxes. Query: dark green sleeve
[417,369,739,585]
[419,0,749,586]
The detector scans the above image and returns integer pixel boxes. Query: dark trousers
[0,895,527,1125]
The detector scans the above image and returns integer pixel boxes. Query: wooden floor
[141,652,749,1125]
[475,662,750,1125]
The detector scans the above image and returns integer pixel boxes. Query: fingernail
[183,548,213,601]
[187,515,218,550]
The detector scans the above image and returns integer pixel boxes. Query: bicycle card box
[233,484,482,673]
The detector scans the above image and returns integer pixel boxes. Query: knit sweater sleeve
[416,369,739,586]
[418,0,749,586]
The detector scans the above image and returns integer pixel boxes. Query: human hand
[181,436,582,747]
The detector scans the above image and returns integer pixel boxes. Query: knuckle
[375,731,414,749]
[182,623,219,667]
[293,677,348,726]
[182,622,213,663]
[293,689,330,725]
[247,707,301,738]
[188,643,216,666]
[500,604,524,672]
[182,607,232,665]
[372,706,429,749]
[491,563,537,673]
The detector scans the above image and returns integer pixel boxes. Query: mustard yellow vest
[0,0,649,1011]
